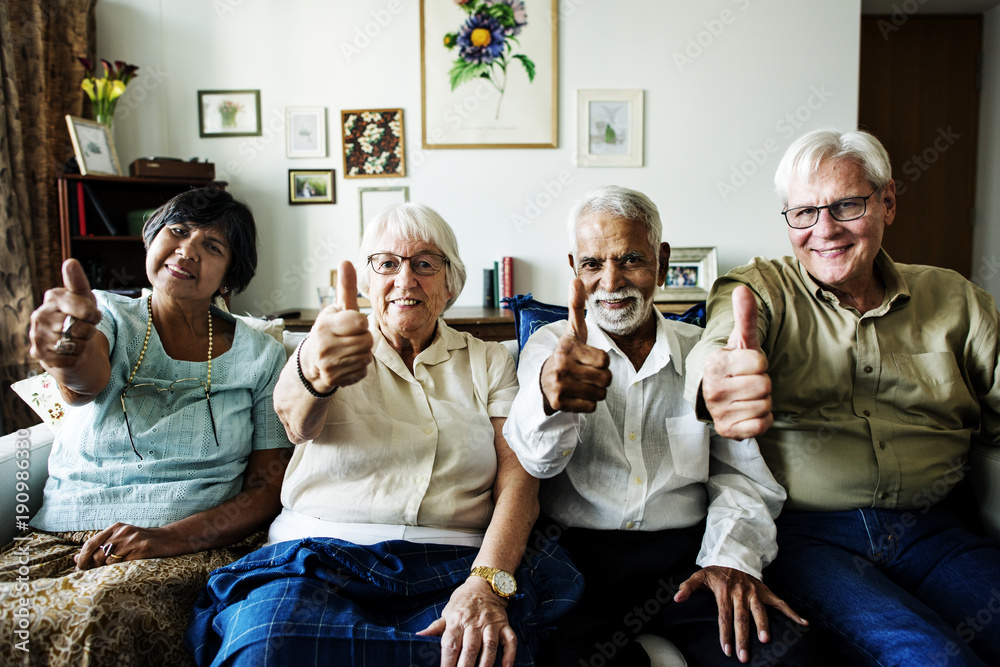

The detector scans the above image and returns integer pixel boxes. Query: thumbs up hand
[701,286,773,439]
[29,259,102,367]
[300,260,374,394]
[539,279,612,415]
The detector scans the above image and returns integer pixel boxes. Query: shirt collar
[370,314,468,380]
[584,308,684,380]
[796,248,910,313]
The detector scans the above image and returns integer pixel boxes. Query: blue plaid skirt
[185,537,583,666]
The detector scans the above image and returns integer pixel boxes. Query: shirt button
[880,492,888,500]
[628,432,637,441]
[863,410,871,417]
[634,476,642,484]
[424,428,433,435]
[561,449,571,457]
[864,366,873,373]
[626,521,635,529]
[879,441,886,450]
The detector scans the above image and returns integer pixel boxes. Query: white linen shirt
[503,312,785,579]
[280,316,518,533]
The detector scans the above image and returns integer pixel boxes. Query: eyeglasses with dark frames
[367,252,450,276]
[782,186,882,229]
[120,379,219,459]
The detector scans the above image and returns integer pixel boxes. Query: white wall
[975,6,1000,301]
[98,0,861,314]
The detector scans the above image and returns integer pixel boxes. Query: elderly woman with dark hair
[186,203,580,667]
[0,187,292,665]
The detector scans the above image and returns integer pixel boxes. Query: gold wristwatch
[469,566,518,599]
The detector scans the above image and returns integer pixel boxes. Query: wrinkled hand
[701,286,773,439]
[675,566,807,664]
[29,259,102,368]
[539,279,612,415]
[299,260,374,393]
[74,522,183,570]
[417,577,516,667]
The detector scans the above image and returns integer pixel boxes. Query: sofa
[3,299,999,666]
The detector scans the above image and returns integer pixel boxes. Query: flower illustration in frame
[341,108,405,179]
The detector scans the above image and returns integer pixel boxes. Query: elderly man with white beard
[504,186,838,666]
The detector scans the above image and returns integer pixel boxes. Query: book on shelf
[483,268,495,308]
[76,181,88,236]
[83,183,117,236]
[499,256,514,308]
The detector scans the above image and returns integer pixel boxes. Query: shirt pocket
[664,413,709,481]
[891,351,977,427]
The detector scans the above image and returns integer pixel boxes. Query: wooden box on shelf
[57,174,226,295]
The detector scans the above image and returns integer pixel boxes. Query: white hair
[774,129,893,205]
[566,186,662,262]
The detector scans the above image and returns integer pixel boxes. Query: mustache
[588,287,643,305]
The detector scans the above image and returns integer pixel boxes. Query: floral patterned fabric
[0,529,267,666]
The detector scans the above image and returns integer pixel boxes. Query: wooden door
[859,16,982,278]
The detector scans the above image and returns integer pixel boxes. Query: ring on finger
[53,337,77,355]
[61,315,76,338]
[106,553,124,562]
[99,543,115,557]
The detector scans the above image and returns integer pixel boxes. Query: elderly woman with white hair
[186,203,580,667]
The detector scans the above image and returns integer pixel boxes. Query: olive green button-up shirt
[685,251,1000,512]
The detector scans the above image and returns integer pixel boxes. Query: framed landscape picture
[420,0,558,148]
[656,247,717,302]
[66,115,121,176]
[341,109,405,178]
[289,169,335,205]
[198,90,261,137]
[577,89,644,167]
[286,107,327,158]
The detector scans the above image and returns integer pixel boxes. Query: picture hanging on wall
[66,115,122,176]
[656,247,717,302]
[576,89,644,167]
[420,0,558,149]
[286,107,327,158]
[341,109,405,178]
[359,186,410,240]
[288,169,335,205]
[198,90,261,137]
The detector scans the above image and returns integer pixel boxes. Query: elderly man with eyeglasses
[686,129,1000,666]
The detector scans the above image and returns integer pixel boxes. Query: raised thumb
[337,260,360,311]
[565,278,588,344]
[62,258,92,295]
[727,285,760,351]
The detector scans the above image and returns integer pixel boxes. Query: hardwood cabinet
[57,175,225,295]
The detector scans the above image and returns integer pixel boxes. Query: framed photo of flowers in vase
[420,0,558,149]
[198,90,261,137]
[341,109,405,178]
[66,115,122,176]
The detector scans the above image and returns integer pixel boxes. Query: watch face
[494,571,517,596]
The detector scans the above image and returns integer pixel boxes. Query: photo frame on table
[286,107,327,158]
[358,186,409,239]
[420,0,558,149]
[341,109,405,178]
[656,247,717,302]
[577,89,644,167]
[65,115,121,176]
[198,90,262,137]
[288,170,335,205]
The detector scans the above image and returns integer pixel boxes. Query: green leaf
[449,59,490,90]
[513,54,536,82]
[485,4,515,27]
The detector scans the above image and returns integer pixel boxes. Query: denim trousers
[765,507,1000,667]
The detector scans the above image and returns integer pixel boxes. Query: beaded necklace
[125,294,213,391]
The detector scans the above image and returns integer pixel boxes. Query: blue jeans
[765,507,1000,667]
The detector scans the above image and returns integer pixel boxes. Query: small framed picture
[656,247,718,302]
[286,107,327,158]
[359,186,409,239]
[342,108,405,178]
[289,169,335,205]
[576,89,644,167]
[65,115,121,176]
[198,90,262,137]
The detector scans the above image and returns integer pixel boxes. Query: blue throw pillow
[502,294,706,351]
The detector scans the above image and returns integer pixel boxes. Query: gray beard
[587,287,654,336]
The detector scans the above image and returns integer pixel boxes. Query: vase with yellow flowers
[77,57,139,130]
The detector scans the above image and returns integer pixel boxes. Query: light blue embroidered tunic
[32,291,291,532]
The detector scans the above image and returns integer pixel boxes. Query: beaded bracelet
[296,338,337,398]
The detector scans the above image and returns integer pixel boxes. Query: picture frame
[358,186,410,239]
[65,115,121,176]
[576,89,644,167]
[198,90,262,137]
[341,109,406,178]
[656,247,718,302]
[286,107,327,158]
[420,0,558,149]
[288,169,335,205]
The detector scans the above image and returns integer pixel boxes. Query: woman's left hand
[417,577,517,667]
[74,522,183,570]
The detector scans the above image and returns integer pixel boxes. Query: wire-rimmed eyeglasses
[782,186,881,229]
[120,379,219,459]
[367,252,450,276]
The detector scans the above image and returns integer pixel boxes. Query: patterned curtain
[0,0,97,432]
